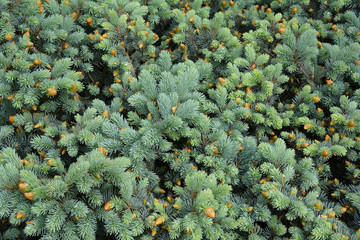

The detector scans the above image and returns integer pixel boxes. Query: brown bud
[24,192,34,200]
[104,201,112,210]
[204,207,215,218]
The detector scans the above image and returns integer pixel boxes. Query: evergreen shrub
[1,0,360,239]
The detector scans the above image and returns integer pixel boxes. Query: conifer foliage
[1,0,360,239]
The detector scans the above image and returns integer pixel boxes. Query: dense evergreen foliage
[1,0,360,239]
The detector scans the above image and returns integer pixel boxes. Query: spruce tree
[1,0,360,239]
